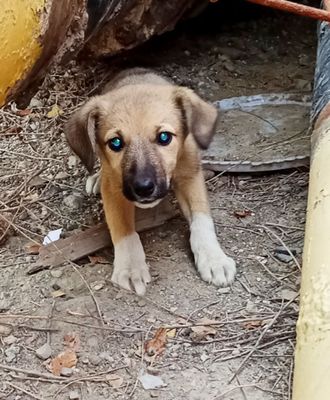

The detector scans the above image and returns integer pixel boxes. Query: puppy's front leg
[101,175,151,296]
[174,168,236,287]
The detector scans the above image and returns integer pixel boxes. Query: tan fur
[65,68,235,294]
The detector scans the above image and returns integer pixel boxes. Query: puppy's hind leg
[174,168,236,287]
[101,174,151,296]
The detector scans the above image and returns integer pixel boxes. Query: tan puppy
[66,68,236,295]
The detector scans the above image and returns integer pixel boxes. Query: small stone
[295,78,311,91]
[60,367,74,377]
[50,269,63,278]
[3,334,17,345]
[5,346,20,363]
[36,343,52,360]
[158,231,168,239]
[0,325,12,337]
[0,298,12,312]
[91,281,104,291]
[217,287,230,294]
[55,172,69,180]
[68,155,78,168]
[203,169,215,180]
[274,246,297,264]
[63,194,84,210]
[29,97,43,108]
[89,354,101,366]
[223,60,235,73]
[69,391,80,400]
[138,299,147,307]
[281,289,298,301]
[52,283,61,291]
[100,352,114,363]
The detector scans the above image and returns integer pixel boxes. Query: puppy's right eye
[108,137,124,152]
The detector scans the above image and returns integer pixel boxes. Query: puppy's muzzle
[123,170,168,205]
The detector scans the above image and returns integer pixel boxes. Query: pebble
[36,343,52,360]
[100,352,114,363]
[69,391,80,400]
[55,172,69,180]
[89,354,102,366]
[217,287,231,295]
[3,335,17,345]
[50,269,63,278]
[137,299,147,307]
[63,194,84,210]
[5,346,20,363]
[0,298,12,312]
[60,367,74,377]
[274,246,297,264]
[68,155,78,168]
[0,325,12,337]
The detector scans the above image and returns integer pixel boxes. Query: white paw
[111,233,151,296]
[86,172,101,195]
[190,213,236,287]
[194,245,236,287]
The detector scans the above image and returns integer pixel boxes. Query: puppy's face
[98,86,184,207]
[66,79,218,207]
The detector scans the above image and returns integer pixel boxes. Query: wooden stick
[246,0,330,23]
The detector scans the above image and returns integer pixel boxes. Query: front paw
[195,248,236,287]
[86,172,101,195]
[111,233,151,296]
[111,261,151,296]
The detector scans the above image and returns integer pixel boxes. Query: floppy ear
[175,88,218,149]
[65,97,103,173]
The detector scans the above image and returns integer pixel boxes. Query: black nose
[133,177,155,197]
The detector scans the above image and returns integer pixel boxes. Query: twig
[215,383,282,399]
[6,382,44,400]
[0,363,66,381]
[54,365,128,397]
[228,296,298,382]
[258,225,301,270]
[68,260,105,326]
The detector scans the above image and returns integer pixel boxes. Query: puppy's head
[66,83,218,208]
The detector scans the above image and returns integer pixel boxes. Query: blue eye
[108,136,124,152]
[157,131,172,146]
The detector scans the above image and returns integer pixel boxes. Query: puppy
[66,68,236,295]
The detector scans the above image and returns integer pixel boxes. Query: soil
[0,2,316,399]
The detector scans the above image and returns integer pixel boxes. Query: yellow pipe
[0,0,45,106]
[292,116,330,399]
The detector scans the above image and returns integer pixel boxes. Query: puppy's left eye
[108,136,124,152]
[157,131,172,146]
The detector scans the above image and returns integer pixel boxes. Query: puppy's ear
[65,97,103,173]
[175,88,218,149]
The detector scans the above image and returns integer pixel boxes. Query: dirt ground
[0,2,316,399]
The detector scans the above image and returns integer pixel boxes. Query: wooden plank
[28,199,178,274]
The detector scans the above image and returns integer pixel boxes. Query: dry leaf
[49,349,77,376]
[233,209,252,219]
[47,104,63,118]
[242,319,266,329]
[107,374,124,388]
[88,255,109,265]
[24,242,41,255]
[51,290,66,298]
[145,328,167,356]
[190,318,218,341]
[16,108,32,117]
[63,332,80,352]
[166,329,176,338]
